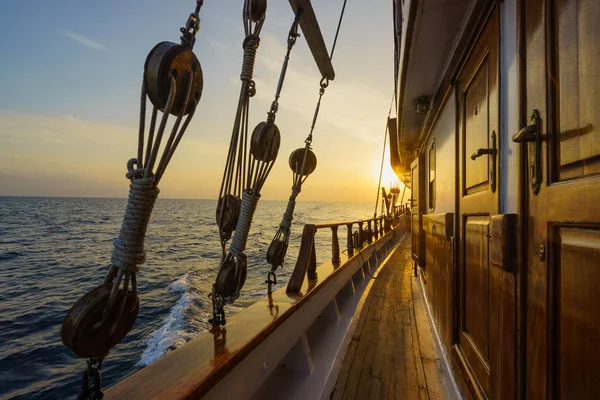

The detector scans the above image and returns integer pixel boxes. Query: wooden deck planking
[332,240,450,399]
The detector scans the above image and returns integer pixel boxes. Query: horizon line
[0,195,375,204]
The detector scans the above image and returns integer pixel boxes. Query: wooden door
[521,0,600,398]
[411,159,420,265]
[455,7,500,398]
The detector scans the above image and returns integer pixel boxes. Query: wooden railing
[287,214,402,293]
[107,213,409,400]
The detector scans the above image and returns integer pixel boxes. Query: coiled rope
[63,2,204,398]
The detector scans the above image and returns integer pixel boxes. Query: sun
[372,159,400,192]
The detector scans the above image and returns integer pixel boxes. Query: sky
[0,0,401,202]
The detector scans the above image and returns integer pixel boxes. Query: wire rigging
[265,0,349,288]
[374,90,396,218]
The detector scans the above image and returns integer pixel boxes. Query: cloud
[62,30,110,52]
[206,37,229,51]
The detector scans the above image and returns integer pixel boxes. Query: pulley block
[247,0,267,22]
[216,194,241,234]
[289,148,317,176]
[267,238,286,268]
[214,254,247,303]
[61,284,139,359]
[145,41,204,116]
[250,121,281,162]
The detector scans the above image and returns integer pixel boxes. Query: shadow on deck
[332,237,450,400]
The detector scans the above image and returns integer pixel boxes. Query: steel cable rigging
[265,0,349,288]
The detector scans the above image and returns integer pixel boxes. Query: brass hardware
[512,109,541,194]
[470,131,497,192]
[471,148,494,160]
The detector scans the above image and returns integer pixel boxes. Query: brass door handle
[471,148,495,160]
[512,124,537,143]
[512,109,541,194]
[469,131,497,192]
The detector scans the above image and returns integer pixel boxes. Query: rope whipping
[60,2,204,398]
[211,0,269,327]
[265,0,349,287]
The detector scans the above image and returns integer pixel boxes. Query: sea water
[0,197,374,399]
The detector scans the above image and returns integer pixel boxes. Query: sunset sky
[0,0,401,202]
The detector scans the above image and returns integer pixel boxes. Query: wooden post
[346,223,354,256]
[287,224,317,293]
[307,233,317,279]
[358,222,364,248]
[367,220,373,244]
[373,218,379,239]
[331,225,340,265]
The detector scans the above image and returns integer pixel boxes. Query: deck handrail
[106,215,409,399]
[287,212,409,293]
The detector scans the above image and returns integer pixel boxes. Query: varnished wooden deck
[332,239,449,400]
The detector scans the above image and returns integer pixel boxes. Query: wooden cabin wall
[410,160,421,265]
[422,93,457,355]
[424,92,456,214]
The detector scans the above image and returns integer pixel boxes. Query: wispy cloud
[206,37,229,51]
[62,30,110,52]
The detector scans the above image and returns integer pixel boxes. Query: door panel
[464,60,490,191]
[463,217,490,358]
[555,227,600,398]
[555,0,600,179]
[411,160,420,263]
[522,0,600,398]
[456,6,499,398]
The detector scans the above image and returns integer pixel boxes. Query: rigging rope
[265,0,349,287]
[373,90,396,218]
[61,2,204,398]
[211,0,269,327]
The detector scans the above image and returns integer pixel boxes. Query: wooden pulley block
[267,239,286,267]
[251,121,281,162]
[216,194,241,233]
[289,148,317,176]
[144,41,203,116]
[247,0,267,22]
[61,284,139,359]
[215,255,247,303]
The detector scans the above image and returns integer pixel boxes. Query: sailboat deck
[332,240,450,400]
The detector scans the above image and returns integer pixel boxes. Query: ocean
[0,197,375,399]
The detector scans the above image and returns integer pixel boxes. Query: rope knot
[110,162,160,273]
[240,34,260,82]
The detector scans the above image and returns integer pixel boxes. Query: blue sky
[0,0,399,201]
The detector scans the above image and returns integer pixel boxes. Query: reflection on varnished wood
[212,328,229,365]
[267,294,279,320]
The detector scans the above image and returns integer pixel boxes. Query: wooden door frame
[449,1,503,398]
[516,0,528,398]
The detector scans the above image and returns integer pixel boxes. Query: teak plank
[333,237,450,399]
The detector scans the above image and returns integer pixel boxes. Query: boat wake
[136,274,197,367]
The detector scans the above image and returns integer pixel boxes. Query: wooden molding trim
[423,213,454,240]
[418,0,499,154]
[491,214,518,273]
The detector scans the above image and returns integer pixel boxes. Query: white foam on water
[136,274,196,367]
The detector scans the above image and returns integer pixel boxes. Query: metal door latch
[470,131,497,192]
[513,109,542,194]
